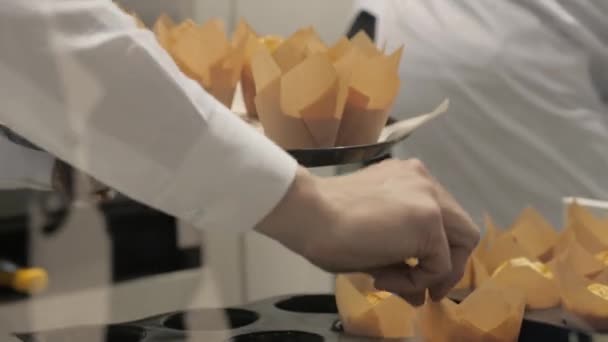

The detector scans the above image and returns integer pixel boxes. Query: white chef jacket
[0,0,297,231]
[354,0,608,226]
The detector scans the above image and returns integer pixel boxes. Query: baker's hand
[256,159,480,306]
[52,160,114,202]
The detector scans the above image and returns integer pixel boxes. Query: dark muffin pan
[14,293,607,341]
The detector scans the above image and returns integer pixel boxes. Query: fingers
[371,246,467,304]
[369,265,427,307]
[430,177,480,251]
[428,245,470,300]
[419,211,453,299]
[404,194,453,299]
[312,157,478,305]
[402,291,426,307]
[423,169,479,301]
[369,211,451,305]
[403,158,479,249]
[401,159,479,301]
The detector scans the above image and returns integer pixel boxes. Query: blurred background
[0,0,606,339]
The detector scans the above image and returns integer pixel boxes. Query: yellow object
[259,35,284,53]
[493,257,554,280]
[365,291,392,305]
[588,283,608,301]
[0,267,48,295]
[405,257,419,267]
[595,251,608,266]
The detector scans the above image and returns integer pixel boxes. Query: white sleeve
[0,0,298,231]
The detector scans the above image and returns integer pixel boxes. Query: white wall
[233,0,355,42]
[194,0,355,40]
[194,0,232,24]
[118,0,195,23]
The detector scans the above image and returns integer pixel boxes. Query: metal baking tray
[241,116,404,168]
[243,100,449,168]
[13,293,606,342]
[287,136,403,168]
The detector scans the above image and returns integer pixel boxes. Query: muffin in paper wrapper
[455,217,495,292]
[469,213,560,309]
[250,30,403,149]
[454,255,487,290]
[548,238,605,279]
[508,207,558,262]
[481,228,534,276]
[556,252,608,331]
[566,201,608,255]
[556,203,608,331]
[454,214,505,290]
[152,16,248,108]
[153,14,175,51]
[335,204,608,339]
[335,274,418,339]
[482,208,557,263]
[491,257,560,309]
[420,281,526,342]
[231,19,283,118]
[549,202,608,275]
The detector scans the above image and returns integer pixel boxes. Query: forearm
[255,167,335,259]
[0,0,297,231]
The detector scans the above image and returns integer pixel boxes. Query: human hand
[256,159,479,306]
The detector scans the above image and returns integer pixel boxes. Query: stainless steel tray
[287,134,405,168]
[246,99,451,168]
